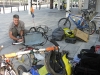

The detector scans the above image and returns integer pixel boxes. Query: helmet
[44,51,66,75]
[63,28,75,38]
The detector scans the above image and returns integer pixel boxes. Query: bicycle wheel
[17,65,27,75]
[89,21,96,35]
[18,54,31,66]
[4,68,18,75]
[37,27,45,35]
[83,21,96,35]
[29,27,36,33]
[58,18,71,29]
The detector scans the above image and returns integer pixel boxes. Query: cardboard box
[74,28,89,42]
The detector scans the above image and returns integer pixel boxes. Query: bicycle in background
[58,10,96,35]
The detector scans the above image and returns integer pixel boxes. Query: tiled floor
[0,6,100,71]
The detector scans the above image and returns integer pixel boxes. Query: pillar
[28,0,31,14]
[66,0,70,10]
[50,0,53,9]
[58,0,60,10]
[36,0,38,9]
[78,0,82,10]
[83,0,89,9]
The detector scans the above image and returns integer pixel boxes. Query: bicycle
[4,39,59,75]
[0,45,18,75]
[30,25,52,35]
[58,10,96,35]
[11,26,51,67]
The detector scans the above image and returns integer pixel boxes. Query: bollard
[3,6,5,14]
[18,6,19,12]
[11,6,12,13]
[26,5,27,10]
[24,4,25,11]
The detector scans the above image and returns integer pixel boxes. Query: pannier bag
[24,27,46,46]
[65,37,76,44]
[45,51,72,75]
[52,27,65,41]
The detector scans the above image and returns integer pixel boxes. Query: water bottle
[77,20,81,25]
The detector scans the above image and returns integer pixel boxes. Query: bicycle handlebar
[50,39,59,46]
[3,46,58,58]
[66,10,71,13]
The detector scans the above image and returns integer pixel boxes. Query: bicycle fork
[64,18,69,26]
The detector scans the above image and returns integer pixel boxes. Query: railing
[0,4,28,14]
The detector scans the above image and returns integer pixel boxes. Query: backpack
[74,53,100,75]
[52,27,65,41]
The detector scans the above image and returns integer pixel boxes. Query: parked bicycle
[58,10,96,35]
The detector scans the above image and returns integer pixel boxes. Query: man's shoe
[12,40,17,45]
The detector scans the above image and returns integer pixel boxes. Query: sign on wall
[88,0,97,9]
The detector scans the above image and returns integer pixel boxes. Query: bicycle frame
[0,56,17,75]
[67,13,89,29]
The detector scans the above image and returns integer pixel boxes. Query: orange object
[5,58,10,63]
[46,46,58,51]
[30,7,34,13]
[4,53,16,58]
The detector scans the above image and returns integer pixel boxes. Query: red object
[95,45,100,52]
[5,58,10,63]
[24,47,34,51]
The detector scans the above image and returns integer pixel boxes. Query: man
[9,14,25,42]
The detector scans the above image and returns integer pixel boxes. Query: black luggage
[65,37,76,44]
[52,27,65,41]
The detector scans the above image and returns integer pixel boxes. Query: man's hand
[18,39,23,42]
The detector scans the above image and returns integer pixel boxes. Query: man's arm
[20,30,24,38]
[9,31,19,41]
[20,21,25,38]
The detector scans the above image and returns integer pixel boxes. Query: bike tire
[89,21,96,35]
[98,28,100,42]
[58,18,71,29]
[4,67,18,75]
[18,54,31,67]
[37,27,45,35]
[83,21,96,35]
[17,65,27,75]
[29,27,37,33]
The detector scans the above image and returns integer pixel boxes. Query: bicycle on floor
[3,39,59,75]
[58,10,96,35]
[0,45,18,75]
[30,25,52,35]
[14,39,73,75]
